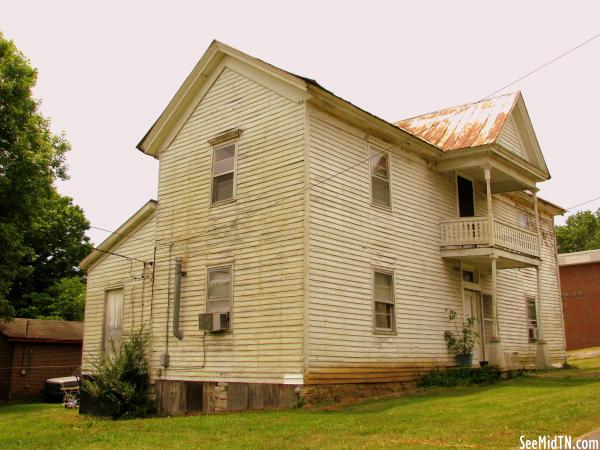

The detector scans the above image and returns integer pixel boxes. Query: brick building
[558,249,600,351]
[0,319,83,401]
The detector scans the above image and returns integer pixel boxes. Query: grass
[1,359,600,449]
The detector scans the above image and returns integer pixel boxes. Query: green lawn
[1,367,599,449]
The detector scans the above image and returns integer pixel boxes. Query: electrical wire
[566,195,600,211]
[85,30,600,260]
[483,31,600,100]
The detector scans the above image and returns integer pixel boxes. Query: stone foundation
[298,381,417,407]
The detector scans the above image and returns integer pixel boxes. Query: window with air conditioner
[373,270,395,332]
[207,265,232,311]
[526,294,539,341]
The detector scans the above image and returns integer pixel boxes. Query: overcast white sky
[3,1,600,244]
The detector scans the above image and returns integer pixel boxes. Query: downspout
[172,257,184,340]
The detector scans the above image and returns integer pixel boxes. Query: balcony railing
[440,217,540,258]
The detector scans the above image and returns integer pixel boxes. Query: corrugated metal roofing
[0,318,83,343]
[394,92,520,152]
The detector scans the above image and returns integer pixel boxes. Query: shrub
[418,366,503,388]
[82,330,154,419]
[444,309,479,355]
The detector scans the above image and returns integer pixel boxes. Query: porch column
[533,192,551,369]
[484,167,494,246]
[484,167,504,368]
[487,254,506,368]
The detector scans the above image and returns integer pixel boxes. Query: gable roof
[394,92,519,152]
[80,200,157,271]
[136,40,435,159]
[0,318,83,344]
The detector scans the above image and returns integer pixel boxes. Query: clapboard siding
[150,64,306,384]
[489,195,566,365]
[306,107,460,383]
[305,106,564,384]
[81,214,156,373]
[498,115,527,159]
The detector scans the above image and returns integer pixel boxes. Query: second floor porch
[440,216,540,269]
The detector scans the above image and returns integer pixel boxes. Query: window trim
[368,144,392,210]
[103,288,124,353]
[516,210,530,230]
[206,263,234,329]
[525,294,539,342]
[372,268,396,334]
[209,139,238,207]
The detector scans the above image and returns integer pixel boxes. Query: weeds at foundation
[417,366,508,388]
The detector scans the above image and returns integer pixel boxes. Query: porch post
[485,167,505,367]
[533,192,551,369]
[484,167,494,246]
[487,254,505,368]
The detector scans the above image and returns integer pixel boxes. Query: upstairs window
[526,294,538,341]
[517,211,530,229]
[373,270,395,332]
[370,147,391,207]
[207,265,232,314]
[211,142,237,204]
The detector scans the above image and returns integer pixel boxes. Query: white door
[463,289,484,363]
[104,289,123,353]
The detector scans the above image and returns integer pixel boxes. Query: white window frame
[206,264,234,323]
[368,145,392,209]
[516,210,530,230]
[210,139,238,206]
[525,294,539,341]
[372,268,396,333]
[103,288,124,354]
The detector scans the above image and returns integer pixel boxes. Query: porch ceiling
[441,247,540,270]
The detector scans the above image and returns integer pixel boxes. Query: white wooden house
[80,41,566,414]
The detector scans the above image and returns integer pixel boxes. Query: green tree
[18,276,86,321]
[0,32,91,320]
[555,209,600,254]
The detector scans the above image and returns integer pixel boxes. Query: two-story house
[80,41,566,415]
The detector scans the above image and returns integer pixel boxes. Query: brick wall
[560,261,600,350]
[0,336,12,401]
[8,343,82,400]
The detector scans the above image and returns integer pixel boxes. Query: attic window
[211,141,237,204]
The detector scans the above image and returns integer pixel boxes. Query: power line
[155,150,385,248]
[88,246,150,265]
[567,195,600,211]
[483,31,600,100]
[87,31,600,251]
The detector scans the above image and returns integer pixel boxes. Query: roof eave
[307,85,442,160]
[137,40,310,158]
[80,200,157,271]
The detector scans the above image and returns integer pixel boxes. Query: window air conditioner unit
[199,312,229,332]
[529,328,539,341]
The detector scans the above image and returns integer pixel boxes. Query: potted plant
[444,309,479,367]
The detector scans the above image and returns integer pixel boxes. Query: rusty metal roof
[395,92,520,152]
[0,318,83,343]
